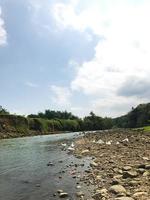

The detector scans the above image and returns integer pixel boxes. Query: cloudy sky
[0,0,150,117]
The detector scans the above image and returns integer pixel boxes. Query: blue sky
[0,0,150,117]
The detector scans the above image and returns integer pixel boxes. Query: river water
[0,133,92,200]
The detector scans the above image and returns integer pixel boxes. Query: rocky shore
[69,129,150,200]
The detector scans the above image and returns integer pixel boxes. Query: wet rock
[47,162,54,166]
[57,190,64,193]
[109,185,126,194]
[59,192,69,198]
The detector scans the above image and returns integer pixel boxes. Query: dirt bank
[72,129,150,200]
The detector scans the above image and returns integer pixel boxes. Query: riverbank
[0,130,71,139]
[71,129,150,200]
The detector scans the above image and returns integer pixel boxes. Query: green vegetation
[113,103,150,128]
[0,103,150,138]
[143,126,150,132]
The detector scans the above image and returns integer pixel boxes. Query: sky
[0,0,150,117]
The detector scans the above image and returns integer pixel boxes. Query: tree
[0,106,9,115]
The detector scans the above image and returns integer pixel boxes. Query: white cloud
[50,85,72,106]
[0,7,7,46]
[53,0,150,116]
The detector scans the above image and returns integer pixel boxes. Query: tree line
[0,103,150,133]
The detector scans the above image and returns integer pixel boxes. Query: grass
[143,126,150,132]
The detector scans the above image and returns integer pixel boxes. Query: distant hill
[113,103,150,128]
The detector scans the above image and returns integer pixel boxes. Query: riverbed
[0,132,92,200]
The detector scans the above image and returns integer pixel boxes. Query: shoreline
[0,130,72,140]
[71,129,150,200]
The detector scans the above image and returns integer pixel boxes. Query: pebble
[76,185,81,189]
[109,185,126,194]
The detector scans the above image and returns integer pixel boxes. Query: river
[0,132,92,200]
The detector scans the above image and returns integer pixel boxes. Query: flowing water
[0,133,92,200]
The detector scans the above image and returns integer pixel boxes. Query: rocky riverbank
[70,129,150,200]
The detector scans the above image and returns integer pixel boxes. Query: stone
[109,185,126,194]
[81,149,90,154]
[115,197,134,200]
[145,164,150,169]
[76,191,85,197]
[47,162,54,166]
[133,192,148,198]
[96,175,101,180]
[59,192,69,198]
[57,190,64,193]
[90,161,98,167]
[143,171,150,177]
[98,188,108,197]
[128,180,139,186]
[142,157,149,161]
[136,168,145,174]
[123,170,138,178]
[122,166,132,171]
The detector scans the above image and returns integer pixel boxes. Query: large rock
[109,185,126,194]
